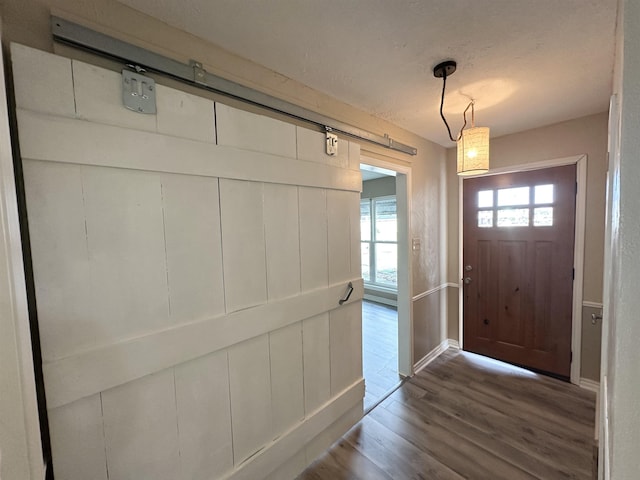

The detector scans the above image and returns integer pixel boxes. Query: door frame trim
[458,154,587,385]
[360,155,413,377]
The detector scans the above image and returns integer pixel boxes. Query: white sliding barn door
[11,43,363,480]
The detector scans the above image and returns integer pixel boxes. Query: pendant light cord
[439,74,457,142]
[439,72,475,142]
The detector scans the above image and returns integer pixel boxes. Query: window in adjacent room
[361,196,397,289]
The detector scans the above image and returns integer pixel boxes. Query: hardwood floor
[298,348,596,480]
[362,301,401,411]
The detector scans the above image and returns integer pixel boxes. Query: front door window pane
[498,186,530,207]
[375,243,397,286]
[497,208,530,227]
[535,184,554,204]
[478,190,493,208]
[478,210,493,228]
[534,207,553,226]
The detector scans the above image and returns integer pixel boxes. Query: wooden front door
[462,165,576,378]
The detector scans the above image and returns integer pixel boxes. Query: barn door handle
[339,282,354,305]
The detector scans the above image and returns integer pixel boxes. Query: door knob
[464,277,472,285]
[465,265,473,272]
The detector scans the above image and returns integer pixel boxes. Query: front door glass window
[476,184,555,228]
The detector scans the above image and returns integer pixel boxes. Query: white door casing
[360,155,413,377]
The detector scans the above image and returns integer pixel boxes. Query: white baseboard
[264,403,362,480]
[225,379,364,480]
[413,339,450,374]
[579,377,600,393]
[447,339,460,350]
[363,293,397,307]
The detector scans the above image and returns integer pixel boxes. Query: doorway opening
[360,161,410,411]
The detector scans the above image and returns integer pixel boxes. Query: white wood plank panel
[43,279,364,409]
[216,103,296,158]
[348,141,361,171]
[82,167,171,346]
[327,189,352,284]
[302,313,331,414]
[16,110,361,192]
[264,183,301,301]
[299,187,328,292]
[228,335,273,465]
[219,179,267,312]
[10,43,75,117]
[296,127,349,169]
[21,160,92,361]
[156,84,215,142]
[72,60,157,132]
[161,174,225,322]
[174,350,233,480]
[48,394,108,480]
[223,379,364,480]
[101,370,180,480]
[270,323,304,437]
[330,301,363,395]
[348,191,363,278]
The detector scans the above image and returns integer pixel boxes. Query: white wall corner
[413,339,450,374]
[447,339,460,350]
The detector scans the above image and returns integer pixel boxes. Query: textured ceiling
[117,0,618,147]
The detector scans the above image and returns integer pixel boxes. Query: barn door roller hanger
[122,68,156,114]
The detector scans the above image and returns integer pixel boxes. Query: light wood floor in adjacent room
[298,348,596,480]
[362,301,400,411]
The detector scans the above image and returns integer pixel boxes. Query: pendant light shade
[457,126,490,176]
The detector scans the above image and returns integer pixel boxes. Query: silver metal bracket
[122,69,156,114]
[326,131,338,156]
[190,60,207,85]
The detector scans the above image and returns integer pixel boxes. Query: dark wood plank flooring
[362,301,401,411]
[298,348,596,480]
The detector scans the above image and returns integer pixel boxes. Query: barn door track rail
[51,16,418,156]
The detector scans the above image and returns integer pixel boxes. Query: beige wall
[446,112,609,380]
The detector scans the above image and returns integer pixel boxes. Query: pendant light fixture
[433,60,490,176]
